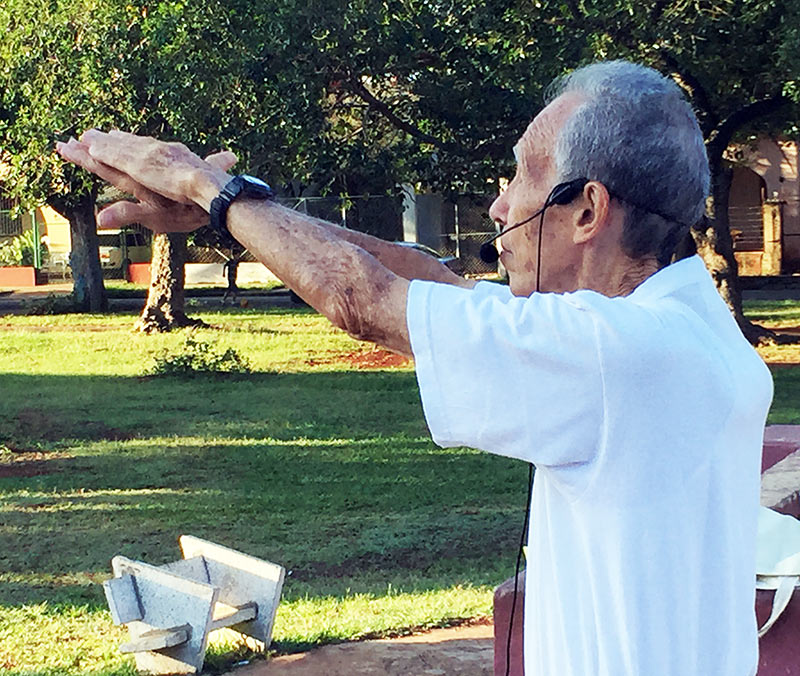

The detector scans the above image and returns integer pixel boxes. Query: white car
[97,229,151,269]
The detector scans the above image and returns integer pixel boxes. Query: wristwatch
[209,175,275,240]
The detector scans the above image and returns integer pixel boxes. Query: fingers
[76,129,199,203]
[59,129,233,212]
[97,200,157,230]
[57,137,135,192]
[98,200,205,233]
[205,150,238,171]
[56,137,172,208]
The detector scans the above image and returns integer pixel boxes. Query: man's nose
[489,191,508,226]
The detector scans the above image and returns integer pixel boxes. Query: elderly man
[58,60,772,675]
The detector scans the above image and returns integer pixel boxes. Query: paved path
[0,284,296,313]
[227,623,494,676]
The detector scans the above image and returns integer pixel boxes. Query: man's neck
[576,254,661,297]
[613,257,661,296]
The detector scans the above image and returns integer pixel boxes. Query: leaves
[2,0,797,204]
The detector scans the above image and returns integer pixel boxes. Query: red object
[493,426,800,676]
[493,572,525,676]
[0,266,45,287]
[126,263,150,285]
[757,588,800,675]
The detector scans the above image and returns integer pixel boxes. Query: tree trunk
[694,158,776,345]
[134,232,205,333]
[48,192,108,312]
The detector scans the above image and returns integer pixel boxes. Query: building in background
[728,139,799,275]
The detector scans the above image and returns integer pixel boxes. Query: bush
[0,230,48,267]
[148,334,251,376]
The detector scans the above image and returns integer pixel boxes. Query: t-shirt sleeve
[407,279,604,468]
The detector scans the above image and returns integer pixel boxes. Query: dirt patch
[0,449,72,478]
[234,620,494,676]
[12,408,134,442]
[306,349,410,369]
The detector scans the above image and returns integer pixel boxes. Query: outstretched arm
[57,131,473,355]
[62,135,470,288]
[277,213,469,286]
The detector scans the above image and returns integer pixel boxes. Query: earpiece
[547,177,589,206]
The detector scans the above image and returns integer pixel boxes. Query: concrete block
[179,535,285,648]
[103,536,285,674]
[761,450,800,519]
[103,573,142,625]
[120,624,191,653]
[111,555,218,674]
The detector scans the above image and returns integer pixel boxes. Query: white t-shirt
[406,255,773,676]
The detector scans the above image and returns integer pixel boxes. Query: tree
[264,1,799,342]
[97,0,332,331]
[260,0,567,194]
[0,0,134,310]
[548,0,800,343]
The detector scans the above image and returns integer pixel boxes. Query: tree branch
[346,76,457,153]
[647,0,672,25]
[658,50,718,136]
[562,0,581,21]
[706,94,791,162]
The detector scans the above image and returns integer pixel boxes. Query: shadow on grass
[0,371,527,609]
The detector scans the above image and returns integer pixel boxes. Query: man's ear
[572,181,612,244]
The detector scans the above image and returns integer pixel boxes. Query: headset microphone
[480,178,589,264]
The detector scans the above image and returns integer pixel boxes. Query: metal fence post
[31,211,42,269]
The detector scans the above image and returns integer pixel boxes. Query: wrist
[190,167,232,212]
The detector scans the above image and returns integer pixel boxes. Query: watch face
[241,175,270,189]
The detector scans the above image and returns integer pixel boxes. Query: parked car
[394,241,463,274]
[97,229,151,269]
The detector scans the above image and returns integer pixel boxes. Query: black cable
[504,203,548,676]
[535,207,546,292]
[505,462,535,676]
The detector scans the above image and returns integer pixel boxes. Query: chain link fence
[20,192,499,281]
[282,193,499,275]
[437,195,497,275]
[278,195,405,242]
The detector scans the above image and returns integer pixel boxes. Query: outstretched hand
[56,131,234,233]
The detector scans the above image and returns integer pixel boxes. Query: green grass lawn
[2,299,800,676]
[0,307,524,675]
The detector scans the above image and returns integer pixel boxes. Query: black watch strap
[209,175,275,240]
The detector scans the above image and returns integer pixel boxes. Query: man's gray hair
[547,61,710,261]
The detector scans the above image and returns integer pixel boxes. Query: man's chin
[508,275,536,297]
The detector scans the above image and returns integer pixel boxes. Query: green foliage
[148,333,252,376]
[0,230,48,267]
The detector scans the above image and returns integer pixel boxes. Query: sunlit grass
[0,307,384,375]
[0,307,517,675]
[3,299,798,675]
